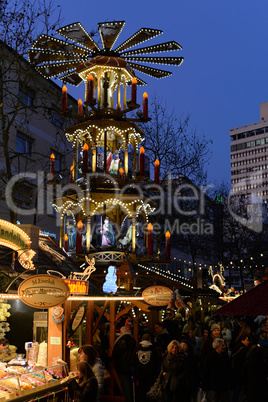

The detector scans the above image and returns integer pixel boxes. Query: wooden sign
[68,302,88,336]
[64,279,89,295]
[142,286,172,306]
[18,274,70,308]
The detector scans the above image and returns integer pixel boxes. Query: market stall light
[68,296,144,301]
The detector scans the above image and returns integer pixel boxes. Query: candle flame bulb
[83,143,89,151]
[147,223,153,231]
[140,146,145,154]
[77,220,83,229]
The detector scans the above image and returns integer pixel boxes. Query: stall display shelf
[0,363,69,401]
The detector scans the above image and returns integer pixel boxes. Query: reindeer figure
[71,257,96,281]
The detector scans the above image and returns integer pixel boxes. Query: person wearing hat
[200,324,221,370]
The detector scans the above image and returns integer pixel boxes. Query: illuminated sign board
[64,279,89,295]
[18,274,70,308]
[0,220,35,269]
[142,286,172,306]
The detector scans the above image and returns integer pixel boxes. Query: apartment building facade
[0,41,77,240]
[230,101,268,203]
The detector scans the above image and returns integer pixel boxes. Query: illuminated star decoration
[28,20,183,85]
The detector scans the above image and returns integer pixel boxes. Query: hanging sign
[18,274,70,308]
[64,279,89,295]
[68,301,88,336]
[142,286,173,306]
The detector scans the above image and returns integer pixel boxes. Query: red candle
[76,220,83,254]
[139,146,145,176]
[131,77,137,104]
[50,153,55,175]
[78,99,83,115]
[70,165,74,183]
[64,234,69,252]
[62,85,67,112]
[82,143,89,173]
[143,92,148,118]
[87,74,94,102]
[154,159,160,184]
[165,231,171,260]
[147,223,153,255]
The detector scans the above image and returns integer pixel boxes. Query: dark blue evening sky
[58,0,268,187]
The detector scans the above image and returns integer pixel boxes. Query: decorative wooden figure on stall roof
[70,257,96,281]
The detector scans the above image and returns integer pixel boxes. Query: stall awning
[214,280,268,316]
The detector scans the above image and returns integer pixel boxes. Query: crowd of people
[111,313,268,402]
[63,313,268,402]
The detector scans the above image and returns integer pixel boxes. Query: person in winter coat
[135,333,159,402]
[201,338,231,402]
[179,339,200,402]
[231,335,250,402]
[68,361,98,402]
[154,322,171,359]
[78,344,104,401]
[243,337,268,402]
[112,326,136,402]
[200,323,221,370]
[161,340,184,402]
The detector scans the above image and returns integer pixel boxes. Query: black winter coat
[161,352,185,392]
[68,376,98,402]
[202,349,231,392]
[112,333,136,375]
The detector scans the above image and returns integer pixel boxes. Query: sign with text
[18,274,70,308]
[64,279,89,295]
[142,286,172,306]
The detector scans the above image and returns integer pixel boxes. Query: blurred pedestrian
[112,326,136,402]
[135,333,159,402]
[161,340,183,402]
[201,338,231,402]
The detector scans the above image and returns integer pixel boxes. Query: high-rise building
[230,101,268,203]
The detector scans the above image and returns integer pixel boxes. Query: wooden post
[132,214,136,253]
[108,300,116,357]
[63,299,72,368]
[92,138,97,173]
[86,215,91,253]
[47,307,63,367]
[123,81,127,110]
[104,131,107,172]
[133,307,139,345]
[124,132,128,177]
[85,300,94,345]
[133,141,137,178]
[73,140,78,181]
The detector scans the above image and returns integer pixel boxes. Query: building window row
[231,127,268,142]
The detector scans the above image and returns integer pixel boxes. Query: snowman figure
[102,265,118,294]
